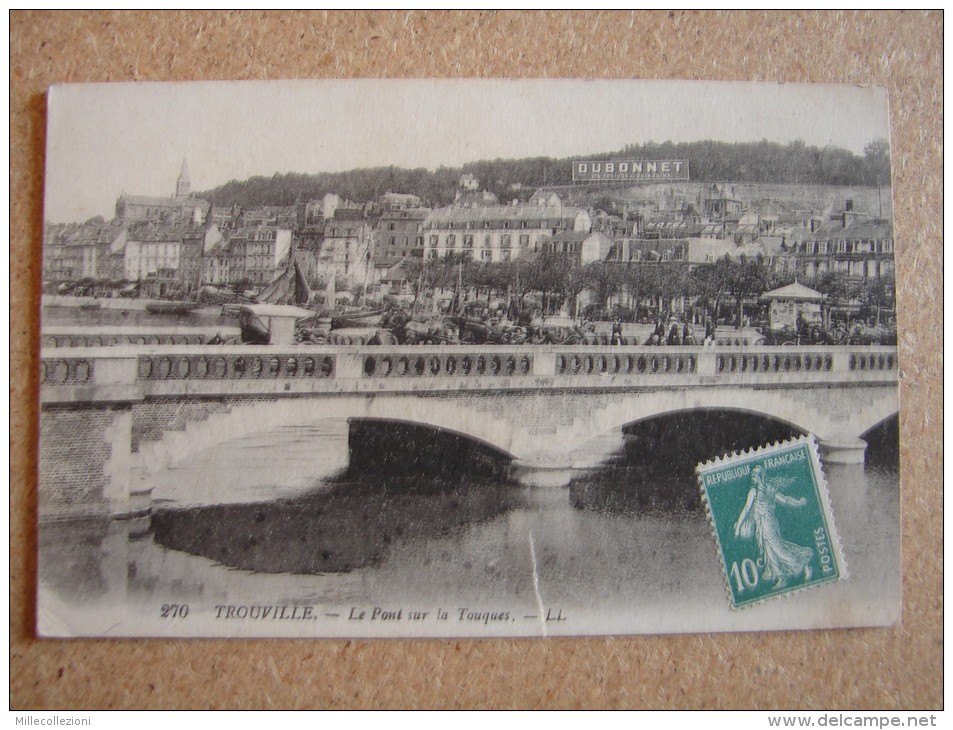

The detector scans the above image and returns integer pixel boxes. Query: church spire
[176,157,191,197]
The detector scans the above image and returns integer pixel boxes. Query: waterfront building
[538,230,614,265]
[43,221,127,284]
[794,207,894,282]
[124,222,204,297]
[202,227,232,287]
[422,202,592,263]
[318,208,376,287]
[236,225,294,287]
[375,207,429,259]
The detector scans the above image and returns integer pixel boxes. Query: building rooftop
[763,282,824,301]
[426,204,585,227]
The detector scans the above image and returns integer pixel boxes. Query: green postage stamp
[698,436,846,609]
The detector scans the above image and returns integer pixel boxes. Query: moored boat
[330,308,383,329]
[145,301,201,315]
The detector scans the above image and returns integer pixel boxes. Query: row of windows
[436,219,561,230]
[427,249,513,261]
[136,243,179,256]
[802,239,894,255]
[127,257,179,269]
[387,236,425,247]
[609,249,684,261]
[426,233,532,248]
[816,260,896,277]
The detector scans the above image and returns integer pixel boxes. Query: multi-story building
[239,206,298,230]
[422,202,592,263]
[538,230,614,265]
[318,209,376,287]
[241,225,294,286]
[178,227,207,294]
[201,224,232,287]
[124,222,204,296]
[43,222,127,283]
[377,192,423,211]
[375,207,429,259]
[794,212,894,282]
[294,222,325,285]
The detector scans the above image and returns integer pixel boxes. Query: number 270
[160,604,189,618]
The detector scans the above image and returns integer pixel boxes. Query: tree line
[393,253,895,325]
[199,139,891,210]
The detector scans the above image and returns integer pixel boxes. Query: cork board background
[10,11,942,709]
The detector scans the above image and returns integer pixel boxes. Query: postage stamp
[698,436,846,609]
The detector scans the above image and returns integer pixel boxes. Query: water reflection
[43,305,231,328]
[151,476,519,575]
[38,415,901,635]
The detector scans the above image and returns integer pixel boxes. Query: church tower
[176,157,191,197]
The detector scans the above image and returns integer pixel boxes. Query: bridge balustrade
[555,351,697,376]
[41,327,241,349]
[135,353,335,380]
[714,352,835,374]
[41,356,95,385]
[849,352,896,371]
[39,344,899,404]
[362,352,533,378]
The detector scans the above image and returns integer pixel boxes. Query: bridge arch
[858,409,901,441]
[561,387,899,472]
[347,416,518,461]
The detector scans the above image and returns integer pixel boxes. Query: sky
[44,79,891,223]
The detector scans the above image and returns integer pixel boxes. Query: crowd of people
[640,313,718,347]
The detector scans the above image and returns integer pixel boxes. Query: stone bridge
[39,343,899,520]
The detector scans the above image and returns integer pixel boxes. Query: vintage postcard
[38,79,899,637]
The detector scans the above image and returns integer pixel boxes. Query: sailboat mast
[413,262,424,315]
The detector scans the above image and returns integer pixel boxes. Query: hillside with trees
[198,139,891,209]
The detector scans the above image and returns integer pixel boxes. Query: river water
[43,304,233,328]
[37,415,900,638]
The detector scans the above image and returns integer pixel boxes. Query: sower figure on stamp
[734,465,814,589]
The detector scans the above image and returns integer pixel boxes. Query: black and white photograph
[38,79,900,638]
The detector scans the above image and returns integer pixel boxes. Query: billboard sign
[573,159,690,182]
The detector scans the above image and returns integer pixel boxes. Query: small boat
[79,301,102,310]
[145,301,201,315]
[330,308,383,329]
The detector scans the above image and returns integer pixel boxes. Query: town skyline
[44,79,890,223]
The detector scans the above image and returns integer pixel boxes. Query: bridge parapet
[40,344,899,406]
[42,326,240,348]
[38,343,900,517]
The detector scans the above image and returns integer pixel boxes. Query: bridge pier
[508,458,574,488]
[509,431,628,489]
[39,404,140,520]
[819,437,868,466]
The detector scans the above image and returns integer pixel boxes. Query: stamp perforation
[697,434,848,610]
